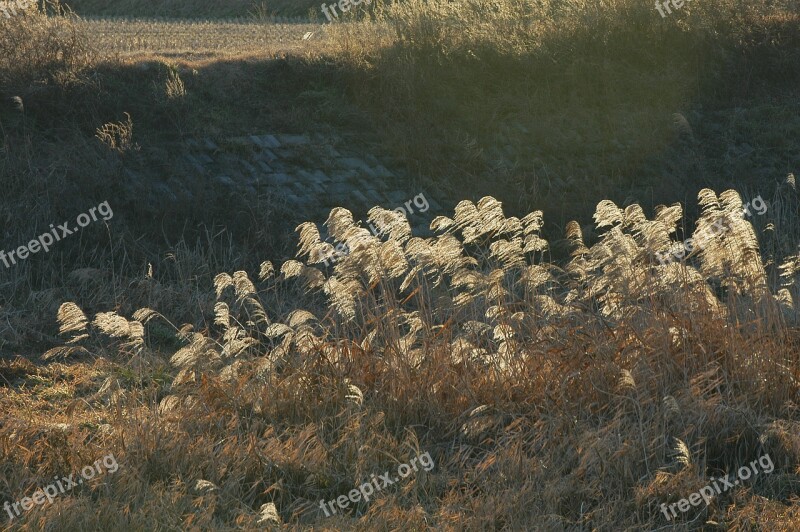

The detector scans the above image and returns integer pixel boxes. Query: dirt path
[79,16,333,57]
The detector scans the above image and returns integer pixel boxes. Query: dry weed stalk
[95,112,137,154]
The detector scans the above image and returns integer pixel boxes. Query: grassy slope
[1,1,800,529]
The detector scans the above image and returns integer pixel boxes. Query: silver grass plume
[171,332,221,370]
[367,207,412,243]
[93,312,145,352]
[325,207,356,242]
[593,199,624,229]
[56,302,89,343]
[259,261,275,281]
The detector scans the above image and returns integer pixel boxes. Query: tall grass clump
[0,0,90,94]
[29,183,799,528]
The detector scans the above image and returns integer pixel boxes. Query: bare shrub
[95,112,137,154]
[0,0,91,93]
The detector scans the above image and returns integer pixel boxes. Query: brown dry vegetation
[1,1,800,530]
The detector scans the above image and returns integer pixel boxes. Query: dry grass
[2,0,800,529]
[0,1,90,92]
[3,186,800,529]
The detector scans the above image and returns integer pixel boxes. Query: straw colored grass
[3,185,799,529]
